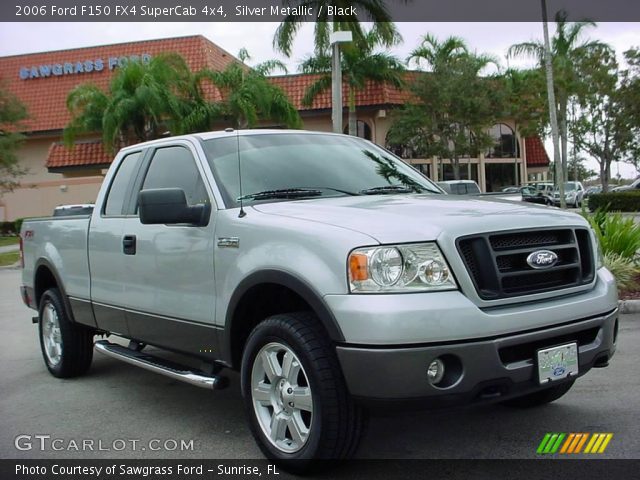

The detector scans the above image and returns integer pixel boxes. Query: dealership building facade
[0,35,549,221]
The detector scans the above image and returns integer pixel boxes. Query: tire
[501,380,575,408]
[240,312,365,470]
[38,288,94,378]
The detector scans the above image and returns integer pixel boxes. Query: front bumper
[336,308,617,408]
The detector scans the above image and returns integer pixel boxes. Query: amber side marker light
[349,253,369,282]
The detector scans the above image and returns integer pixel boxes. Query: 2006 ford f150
[20,130,618,465]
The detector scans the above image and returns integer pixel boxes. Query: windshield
[555,182,577,192]
[202,133,442,207]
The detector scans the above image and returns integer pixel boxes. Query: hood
[252,194,588,243]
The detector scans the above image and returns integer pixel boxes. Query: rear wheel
[241,312,365,470]
[501,380,575,408]
[38,288,94,378]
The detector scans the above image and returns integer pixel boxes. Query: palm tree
[388,34,502,180]
[408,33,497,74]
[64,54,192,152]
[193,49,302,130]
[300,31,404,136]
[407,34,468,72]
[273,0,403,56]
[508,9,610,180]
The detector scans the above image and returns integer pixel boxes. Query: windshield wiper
[360,185,416,195]
[237,188,323,201]
[311,187,361,196]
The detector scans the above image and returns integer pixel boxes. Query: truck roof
[118,129,346,154]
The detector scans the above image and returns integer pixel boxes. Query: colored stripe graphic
[585,433,614,454]
[537,433,552,454]
[560,433,576,453]
[574,433,589,453]
[550,433,565,453]
[537,433,565,454]
[538,433,613,454]
[598,434,613,453]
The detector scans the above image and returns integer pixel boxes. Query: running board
[94,340,228,390]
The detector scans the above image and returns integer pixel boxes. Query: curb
[0,261,20,271]
[618,299,640,314]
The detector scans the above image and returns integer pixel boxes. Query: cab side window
[104,151,143,216]
[141,146,209,207]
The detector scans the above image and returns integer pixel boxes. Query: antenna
[229,127,246,218]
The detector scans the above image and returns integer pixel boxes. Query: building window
[442,163,479,182]
[412,163,431,178]
[486,123,519,158]
[344,120,372,140]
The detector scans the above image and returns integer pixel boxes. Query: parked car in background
[611,178,640,192]
[552,181,585,208]
[522,182,554,206]
[437,180,481,195]
[438,180,522,202]
[584,185,602,198]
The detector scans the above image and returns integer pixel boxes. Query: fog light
[427,358,445,385]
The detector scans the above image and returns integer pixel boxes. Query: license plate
[537,342,578,384]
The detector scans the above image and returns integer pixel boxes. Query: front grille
[457,228,595,300]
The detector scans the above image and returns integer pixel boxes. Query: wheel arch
[33,258,75,323]
[223,269,344,369]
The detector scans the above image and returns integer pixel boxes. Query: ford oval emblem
[526,250,558,269]
[553,366,566,376]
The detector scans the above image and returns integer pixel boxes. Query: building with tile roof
[0,35,549,221]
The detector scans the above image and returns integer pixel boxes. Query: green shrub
[587,210,640,259]
[603,252,640,290]
[588,191,640,212]
[0,222,16,235]
[14,218,24,234]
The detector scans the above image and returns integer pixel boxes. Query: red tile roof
[0,35,237,133]
[269,73,411,111]
[525,137,550,167]
[46,141,111,169]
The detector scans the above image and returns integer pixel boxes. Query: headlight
[348,243,457,293]
[592,229,604,269]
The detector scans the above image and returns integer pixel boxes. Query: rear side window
[141,146,209,206]
[104,152,142,216]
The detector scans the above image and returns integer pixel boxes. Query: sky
[1,21,639,179]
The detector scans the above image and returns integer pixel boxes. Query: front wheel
[241,312,365,469]
[38,288,94,378]
[501,380,575,408]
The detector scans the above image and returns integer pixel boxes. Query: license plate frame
[537,342,579,384]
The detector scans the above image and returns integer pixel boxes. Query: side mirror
[138,188,209,226]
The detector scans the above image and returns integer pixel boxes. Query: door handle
[122,235,136,255]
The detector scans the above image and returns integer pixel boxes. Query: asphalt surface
[0,268,639,461]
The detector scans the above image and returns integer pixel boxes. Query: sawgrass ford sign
[19,53,152,80]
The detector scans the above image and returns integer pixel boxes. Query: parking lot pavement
[1,268,638,460]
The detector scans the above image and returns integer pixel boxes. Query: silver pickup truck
[20,130,618,466]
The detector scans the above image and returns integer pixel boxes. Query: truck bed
[21,215,92,303]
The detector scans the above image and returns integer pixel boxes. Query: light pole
[330,31,352,134]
